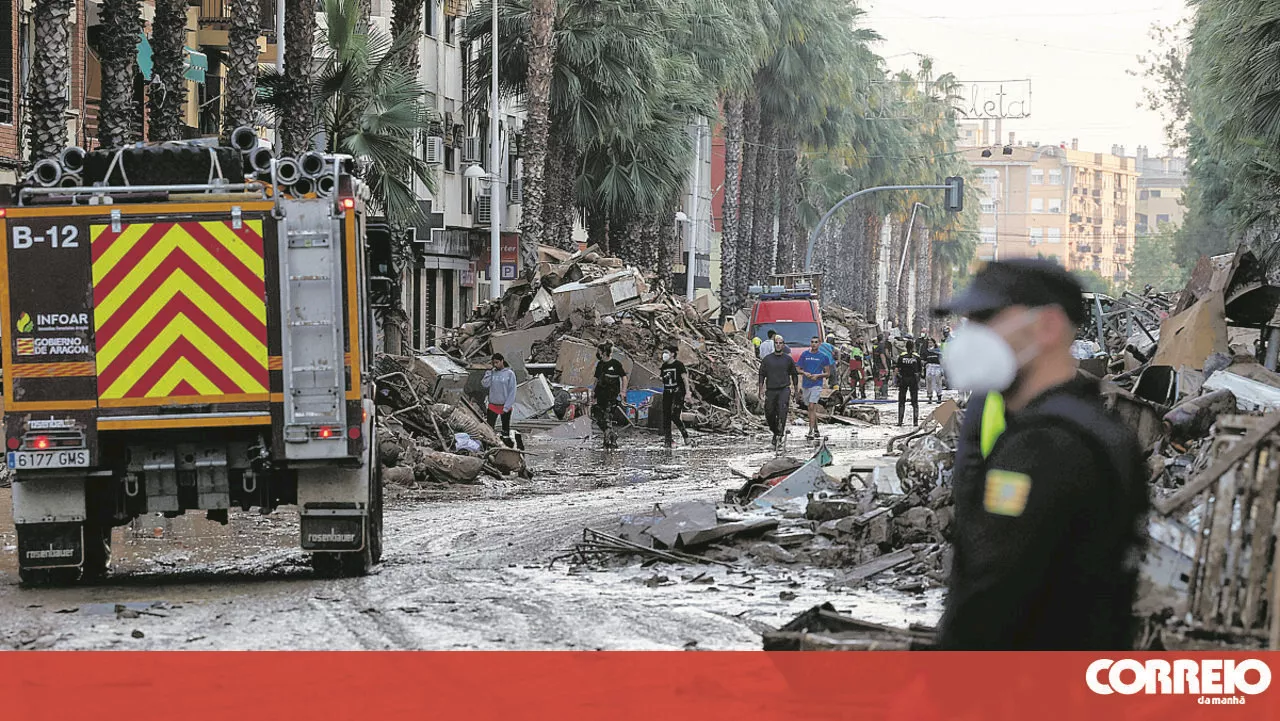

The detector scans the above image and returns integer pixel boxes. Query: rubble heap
[373,355,529,487]
[441,245,764,432]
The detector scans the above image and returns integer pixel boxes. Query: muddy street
[0,414,943,651]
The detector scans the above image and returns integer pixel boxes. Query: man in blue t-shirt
[797,336,832,440]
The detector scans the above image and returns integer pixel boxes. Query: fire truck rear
[1,134,383,585]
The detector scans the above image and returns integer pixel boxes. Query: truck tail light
[6,437,18,450]
[33,435,50,450]
[347,426,361,440]
[341,197,355,211]
[316,426,335,439]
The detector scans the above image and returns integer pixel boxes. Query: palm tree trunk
[586,209,607,249]
[774,134,799,273]
[390,0,423,71]
[914,227,931,336]
[648,214,670,287]
[866,212,882,325]
[750,120,778,283]
[544,134,578,251]
[282,0,318,155]
[97,0,142,149]
[28,0,72,161]
[519,0,557,275]
[221,0,261,139]
[735,95,760,300]
[148,0,189,141]
[884,216,900,325]
[719,95,743,312]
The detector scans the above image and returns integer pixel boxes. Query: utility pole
[686,119,704,301]
[488,0,502,301]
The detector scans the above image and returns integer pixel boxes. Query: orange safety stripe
[8,362,97,378]
[98,414,272,431]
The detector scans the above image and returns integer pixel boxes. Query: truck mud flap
[300,512,365,552]
[16,523,83,569]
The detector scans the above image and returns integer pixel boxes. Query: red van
[749,294,825,363]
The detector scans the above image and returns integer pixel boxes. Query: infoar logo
[1087,658,1271,704]
[16,312,33,333]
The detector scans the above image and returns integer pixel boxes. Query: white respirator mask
[940,311,1042,393]
[662,352,673,363]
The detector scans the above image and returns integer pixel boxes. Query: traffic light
[944,176,964,212]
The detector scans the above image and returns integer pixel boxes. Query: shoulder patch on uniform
[983,469,1032,517]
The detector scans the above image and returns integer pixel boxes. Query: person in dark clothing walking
[895,340,923,426]
[933,258,1147,650]
[659,344,691,448]
[758,336,800,450]
[591,342,628,449]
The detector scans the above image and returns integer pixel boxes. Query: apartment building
[961,128,1138,285]
[379,0,524,349]
[1133,145,1186,234]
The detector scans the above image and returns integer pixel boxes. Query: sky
[859,0,1189,157]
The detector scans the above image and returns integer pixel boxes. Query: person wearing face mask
[659,344,691,448]
[758,336,800,451]
[591,342,628,450]
[933,258,1147,650]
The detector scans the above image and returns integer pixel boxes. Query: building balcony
[199,0,278,46]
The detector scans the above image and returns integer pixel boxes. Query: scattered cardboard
[556,337,598,388]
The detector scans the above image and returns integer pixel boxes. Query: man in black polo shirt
[933,259,1147,650]
[758,336,800,451]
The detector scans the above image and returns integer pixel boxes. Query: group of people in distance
[753,329,952,449]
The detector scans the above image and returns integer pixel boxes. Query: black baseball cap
[933,258,1088,326]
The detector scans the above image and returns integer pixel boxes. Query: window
[981,226,996,244]
[1031,168,1044,185]
[445,16,456,43]
[425,0,437,36]
[1139,189,1149,200]
[982,169,999,187]
[1031,198,1044,213]
[1048,198,1062,213]
[980,199,995,214]
[1049,169,1063,185]
[1047,228,1061,243]
[445,146,457,173]
[1157,213,1171,226]
[1150,189,1162,198]
[1029,227,1043,245]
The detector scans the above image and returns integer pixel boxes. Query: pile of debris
[563,402,961,603]
[440,245,763,433]
[373,355,529,486]
[1081,248,1280,648]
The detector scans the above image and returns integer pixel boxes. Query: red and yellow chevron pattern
[91,220,269,402]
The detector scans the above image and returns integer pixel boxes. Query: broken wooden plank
[844,548,914,583]
[1155,412,1280,516]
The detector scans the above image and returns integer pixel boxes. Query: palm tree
[519,0,558,273]
[221,0,261,139]
[278,0,434,225]
[281,0,319,155]
[390,0,424,71]
[149,0,189,141]
[27,0,73,161]
[719,95,744,309]
[97,0,143,148]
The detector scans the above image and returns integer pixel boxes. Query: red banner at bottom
[4,652,1278,721]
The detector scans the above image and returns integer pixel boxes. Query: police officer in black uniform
[933,259,1148,650]
[895,339,923,427]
